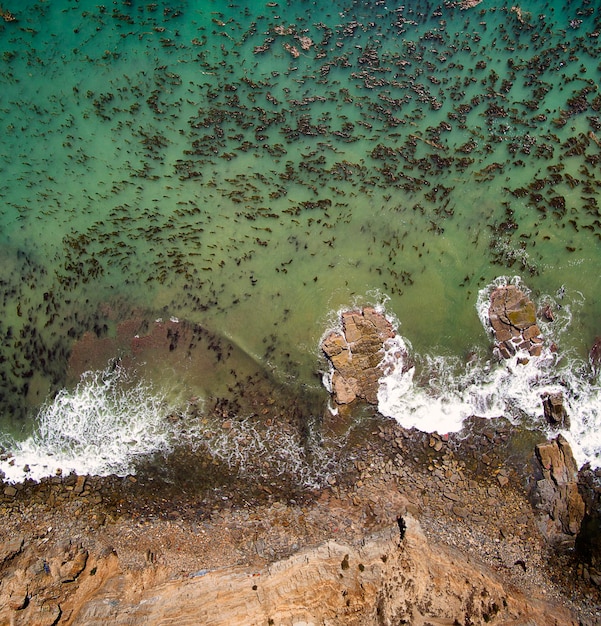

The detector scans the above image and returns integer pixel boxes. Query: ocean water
[1,0,601,482]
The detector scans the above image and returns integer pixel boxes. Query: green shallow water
[1,0,601,436]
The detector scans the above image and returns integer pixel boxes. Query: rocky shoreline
[2,296,601,624]
[1,411,600,625]
[2,0,601,620]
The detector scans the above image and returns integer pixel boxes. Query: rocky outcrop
[541,391,570,429]
[0,538,94,626]
[576,465,601,586]
[322,307,396,405]
[488,284,544,360]
[531,435,585,543]
[0,516,579,626]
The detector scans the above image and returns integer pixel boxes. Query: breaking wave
[355,279,600,469]
[0,364,184,483]
[0,363,343,487]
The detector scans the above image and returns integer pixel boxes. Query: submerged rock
[488,285,544,360]
[322,307,395,405]
[589,336,601,374]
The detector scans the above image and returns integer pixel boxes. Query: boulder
[541,392,570,429]
[540,303,555,322]
[322,307,395,405]
[0,536,24,566]
[58,544,89,583]
[4,573,28,611]
[488,285,544,360]
[531,435,585,542]
[4,485,18,497]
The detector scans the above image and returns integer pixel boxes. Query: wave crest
[0,363,183,483]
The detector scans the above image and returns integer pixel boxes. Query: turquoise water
[2,0,601,479]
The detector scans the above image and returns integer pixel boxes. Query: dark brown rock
[542,392,570,429]
[4,485,18,497]
[74,475,87,495]
[540,303,555,322]
[576,465,601,567]
[590,336,601,374]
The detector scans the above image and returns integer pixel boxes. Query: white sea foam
[377,338,562,436]
[555,368,601,469]
[378,337,479,435]
[190,414,339,489]
[0,363,342,488]
[371,279,601,469]
[0,364,184,483]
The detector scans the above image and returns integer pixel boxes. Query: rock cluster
[322,307,396,405]
[1,473,103,513]
[488,285,544,360]
[531,435,585,542]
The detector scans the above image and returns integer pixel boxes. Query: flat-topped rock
[488,285,544,360]
[322,307,395,405]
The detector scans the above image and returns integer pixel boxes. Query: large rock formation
[531,435,585,543]
[0,516,579,626]
[488,285,544,360]
[322,307,396,405]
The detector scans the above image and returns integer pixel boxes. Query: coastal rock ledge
[322,307,396,405]
[532,435,585,542]
[488,284,544,360]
